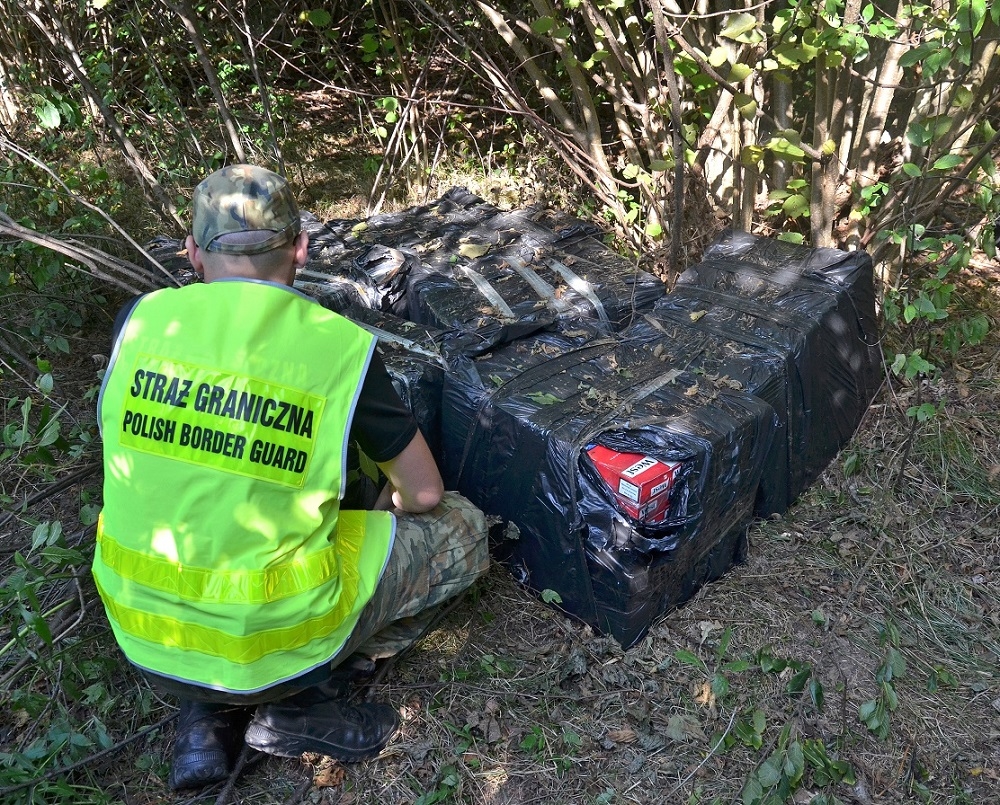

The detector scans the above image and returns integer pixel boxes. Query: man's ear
[292,230,309,269]
[185,235,205,277]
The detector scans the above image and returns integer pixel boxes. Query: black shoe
[168,700,251,790]
[244,697,400,762]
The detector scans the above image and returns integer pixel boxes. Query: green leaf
[720,12,758,41]
[531,16,555,35]
[773,42,818,66]
[742,777,764,805]
[901,162,922,178]
[810,678,825,711]
[35,100,61,129]
[787,666,811,693]
[525,391,563,405]
[708,46,729,67]
[735,93,757,119]
[981,225,996,259]
[886,647,907,679]
[80,503,102,526]
[899,43,934,68]
[541,588,562,604]
[711,672,730,697]
[785,741,805,784]
[728,63,753,82]
[932,153,964,171]
[766,137,806,160]
[907,121,931,147]
[674,648,707,671]
[757,755,783,787]
[741,145,764,166]
[304,8,331,26]
[735,718,762,748]
[782,194,810,218]
[858,699,879,723]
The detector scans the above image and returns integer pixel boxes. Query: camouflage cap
[191,164,301,255]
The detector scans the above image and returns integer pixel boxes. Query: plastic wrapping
[441,324,775,646]
[657,229,880,507]
[348,186,504,250]
[340,305,449,456]
[144,236,198,286]
[144,210,879,649]
[334,187,663,338]
[405,210,664,336]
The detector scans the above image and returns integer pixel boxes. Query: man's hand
[373,482,396,511]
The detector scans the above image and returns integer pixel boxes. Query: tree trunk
[167,0,247,164]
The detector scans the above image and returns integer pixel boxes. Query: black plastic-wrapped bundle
[341,305,449,456]
[647,229,880,508]
[406,205,665,335]
[441,325,775,646]
[350,187,503,253]
[622,313,793,516]
[144,236,197,286]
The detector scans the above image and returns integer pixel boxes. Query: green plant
[413,764,461,805]
[740,723,855,805]
[859,641,906,741]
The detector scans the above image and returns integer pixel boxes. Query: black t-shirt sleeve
[111,295,143,344]
[350,349,419,463]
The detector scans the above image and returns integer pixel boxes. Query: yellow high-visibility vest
[93,280,395,694]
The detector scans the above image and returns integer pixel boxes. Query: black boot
[169,700,251,790]
[244,694,399,762]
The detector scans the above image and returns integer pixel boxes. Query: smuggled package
[144,236,198,287]
[337,186,664,337]
[654,229,880,508]
[441,324,775,646]
[405,204,665,334]
[622,309,792,515]
[340,305,449,457]
[348,186,504,255]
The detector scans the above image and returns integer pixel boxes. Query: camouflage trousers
[143,492,489,705]
[334,491,489,662]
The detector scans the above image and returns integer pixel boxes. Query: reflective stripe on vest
[93,281,394,693]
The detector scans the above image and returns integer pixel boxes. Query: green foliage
[859,638,907,741]
[413,764,461,804]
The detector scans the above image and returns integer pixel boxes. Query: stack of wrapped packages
[145,190,879,647]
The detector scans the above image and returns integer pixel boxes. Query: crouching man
[93,165,489,789]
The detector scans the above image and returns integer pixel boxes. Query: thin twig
[281,777,314,805]
[0,714,177,798]
[214,743,255,805]
[666,708,738,799]
[0,461,100,532]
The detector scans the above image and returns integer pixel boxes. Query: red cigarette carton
[614,490,673,524]
[585,444,680,505]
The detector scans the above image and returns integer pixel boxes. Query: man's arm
[375,430,444,513]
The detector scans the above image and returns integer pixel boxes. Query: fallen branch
[0,461,100,532]
[0,713,177,798]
